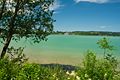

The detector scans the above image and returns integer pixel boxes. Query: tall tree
[0,0,54,58]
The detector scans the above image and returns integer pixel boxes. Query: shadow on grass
[40,63,79,71]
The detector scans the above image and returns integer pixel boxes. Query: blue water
[0,35,120,65]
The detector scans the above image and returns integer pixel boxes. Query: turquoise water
[0,35,120,65]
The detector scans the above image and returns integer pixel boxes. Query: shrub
[0,56,20,80]
[97,37,114,58]
[77,51,119,80]
[16,63,68,80]
[16,63,51,80]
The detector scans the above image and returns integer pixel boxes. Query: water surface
[0,35,120,65]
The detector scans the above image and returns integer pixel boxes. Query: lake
[0,35,120,65]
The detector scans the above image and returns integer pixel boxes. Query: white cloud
[99,26,107,29]
[98,25,111,30]
[49,0,63,11]
[74,0,109,3]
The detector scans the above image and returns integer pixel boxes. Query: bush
[0,52,119,80]
[0,57,20,80]
[16,63,52,80]
[0,58,67,80]
[77,51,119,80]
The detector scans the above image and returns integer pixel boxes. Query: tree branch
[0,0,21,59]
[0,0,6,20]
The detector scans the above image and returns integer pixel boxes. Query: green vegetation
[0,37,120,80]
[53,31,120,36]
[0,0,119,80]
[0,0,54,58]
[97,37,114,57]
[77,51,119,80]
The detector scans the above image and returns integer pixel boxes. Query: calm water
[0,35,120,65]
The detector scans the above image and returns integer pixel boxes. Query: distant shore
[52,31,120,36]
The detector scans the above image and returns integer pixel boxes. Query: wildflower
[66,71,70,75]
[37,77,39,79]
[70,71,76,76]
[53,74,56,77]
[76,76,80,80]
[88,78,91,80]
[104,73,107,77]
[67,77,70,79]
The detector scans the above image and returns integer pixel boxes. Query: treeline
[1,29,120,36]
[52,31,120,36]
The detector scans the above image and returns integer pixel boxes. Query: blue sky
[50,0,120,32]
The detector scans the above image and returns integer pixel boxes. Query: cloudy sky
[51,0,120,32]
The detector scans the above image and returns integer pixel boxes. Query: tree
[0,0,54,59]
[97,37,114,58]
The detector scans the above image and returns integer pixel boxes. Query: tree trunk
[0,34,12,59]
[0,0,20,59]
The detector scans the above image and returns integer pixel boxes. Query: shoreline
[52,31,120,37]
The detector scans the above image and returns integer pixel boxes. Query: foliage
[76,37,119,80]
[0,57,20,80]
[0,52,120,80]
[53,31,120,36]
[0,0,54,42]
[7,46,28,64]
[97,37,114,57]
[16,63,51,80]
[16,64,70,80]
[97,37,118,70]
[0,0,54,58]
[0,58,68,80]
[77,51,119,80]
[0,47,27,80]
